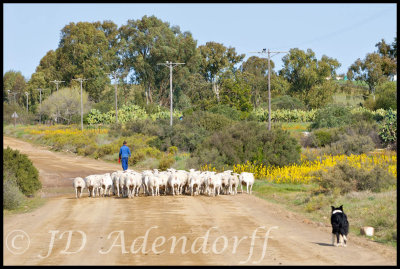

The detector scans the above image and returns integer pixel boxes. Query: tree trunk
[149,85,153,104]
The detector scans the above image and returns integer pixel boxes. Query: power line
[271,6,393,51]
[157,61,185,127]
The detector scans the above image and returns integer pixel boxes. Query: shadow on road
[312,242,333,247]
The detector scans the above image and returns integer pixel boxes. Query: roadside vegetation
[3,147,45,214]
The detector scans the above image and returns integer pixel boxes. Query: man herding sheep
[119,141,131,172]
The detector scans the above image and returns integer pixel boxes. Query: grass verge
[3,195,47,216]
[252,180,397,248]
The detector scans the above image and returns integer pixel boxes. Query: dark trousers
[121,157,129,171]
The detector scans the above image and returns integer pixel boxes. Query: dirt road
[3,136,396,265]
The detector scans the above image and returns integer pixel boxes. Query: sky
[3,3,397,80]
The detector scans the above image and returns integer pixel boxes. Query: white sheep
[84,174,102,198]
[229,173,239,195]
[100,173,113,197]
[189,170,202,196]
[220,170,233,195]
[129,171,143,197]
[200,171,213,195]
[206,172,222,196]
[149,173,161,196]
[123,173,134,198]
[176,170,189,195]
[73,177,86,198]
[239,172,255,194]
[168,170,181,196]
[157,171,169,195]
[142,170,159,196]
[111,171,125,197]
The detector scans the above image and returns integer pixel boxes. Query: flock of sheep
[72,168,255,198]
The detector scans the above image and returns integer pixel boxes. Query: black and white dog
[331,205,349,247]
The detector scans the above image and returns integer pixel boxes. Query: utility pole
[50,80,65,92]
[157,61,185,127]
[25,92,29,112]
[37,88,43,124]
[249,48,288,130]
[72,78,88,131]
[106,71,119,123]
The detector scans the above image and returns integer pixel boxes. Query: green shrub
[378,108,397,148]
[310,104,353,130]
[3,174,26,210]
[77,143,97,156]
[363,95,376,111]
[168,146,178,155]
[350,110,375,123]
[375,81,397,110]
[314,161,396,194]
[108,122,123,137]
[158,154,175,171]
[271,95,307,110]
[94,144,115,159]
[123,118,169,139]
[186,111,233,132]
[314,129,334,147]
[170,122,208,152]
[191,121,301,169]
[342,120,382,148]
[356,166,397,192]
[209,104,242,121]
[300,132,319,148]
[322,134,375,156]
[314,162,359,194]
[3,147,41,196]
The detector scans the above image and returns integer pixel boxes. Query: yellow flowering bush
[202,151,396,185]
[24,124,108,136]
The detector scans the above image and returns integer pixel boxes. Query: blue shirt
[119,145,131,158]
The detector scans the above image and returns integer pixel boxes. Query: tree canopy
[3,15,396,115]
[347,37,396,95]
